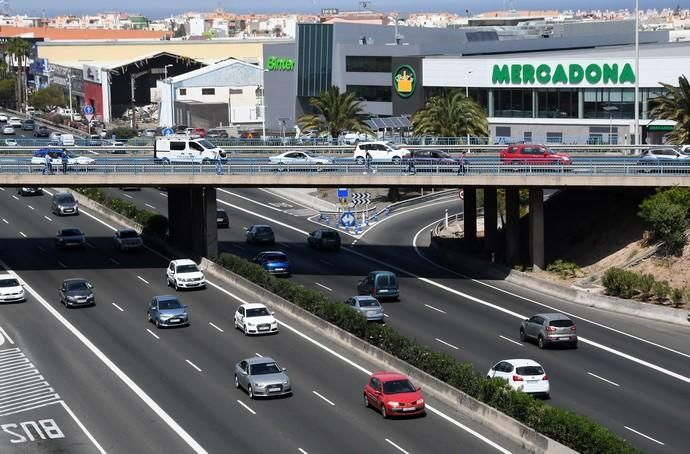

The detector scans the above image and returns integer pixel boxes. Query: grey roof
[365,117,413,130]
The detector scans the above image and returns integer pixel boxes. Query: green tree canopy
[638,187,690,256]
[296,86,372,138]
[649,75,690,144]
[28,84,67,112]
[412,89,488,139]
[0,79,14,106]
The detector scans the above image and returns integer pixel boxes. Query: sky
[14,1,681,18]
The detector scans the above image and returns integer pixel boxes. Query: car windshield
[382,379,416,394]
[177,264,199,273]
[0,278,19,287]
[250,362,281,375]
[246,307,271,317]
[197,139,215,149]
[119,230,138,238]
[256,227,272,233]
[549,320,573,327]
[66,281,89,291]
[57,195,75,203]
[61,229,81,236]
[321,231,338,239]
[159,299,182,310]
[359,298,380,308]
[303,151,318,157]
[264,253,286,261]
[516,366,545,376]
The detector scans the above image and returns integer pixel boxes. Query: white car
[2,125,14,135]
[268,150,333,165]
[73,113,82,121]
[4,139,17,146]
[353,141,411,164]
[0,114,7,122]
[234,303,278,335]
[8,117,22,127]
[486,359,550,398]
[0,273,25,303]
[166,259,205,290]
[30,150,95,166]
[340,131,375,145]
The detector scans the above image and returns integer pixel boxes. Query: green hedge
[602,267,686,305]
[216,252,640,454]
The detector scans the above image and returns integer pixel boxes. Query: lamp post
[163,64,173,79]
[602,105,618,144]
[634,0,640,145]
[255,84,265,141]
[67,72,73,121]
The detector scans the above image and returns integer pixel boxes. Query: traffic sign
[352,192,371,205]
[340,211,356,228]
[337,187,348,198]
[82,105,94,121]
[162,128,174,136]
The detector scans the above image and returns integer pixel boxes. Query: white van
[154,135,226,163]
[60,134,75,146]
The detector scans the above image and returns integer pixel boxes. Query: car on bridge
[147,295,189,328]
[486,359,550,398]
[233,303,278,335]
[344,296,385,322]
[0,273,25,303]
[55,227,86,249]
[59,278,95,308]
[246,224,275,244]
[636,147,690,172]
[113,228,143,251]
[252,251,291,276]
[353,141,411,164]
[307,229,341,251]
[499,144,572,167]
[4,138,17,146]
[268,150,333,167]
[403,149,461,172]
[363,371,425,418]
[31,148,95,167]
[166,259,206,290]
[234,357,291,399]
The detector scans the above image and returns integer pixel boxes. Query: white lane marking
[209,322,224,333]
[255,353,263,357]
[499,336,523,347]
[385,438,409,454]
[384,314,390,318]
[185,359,202,372]
[123,194,133,199]
[0,188,3,191]
[27,205,34,210]
[11,195,18,200]
[624,426,664,445]
[112,303,124,312]
[159,192,168,197]
[137,275,150,285]
[315,282,332,291]
[587,372,620,387]
[0,327,14,345]
[60,401,107,454]
[110,258,120,265]
[424,304,446,314]
[79,209,117,231]
[217,189,285,213]
[43,215,52,222]
[146,329,160,340]
[312,390,335,406]
[412,216,690,360]
[361,198,459,237]
[145,203,156,210]
[236,400,256,415]
[319,259,334,266]
[57,261,67,269]
[435,338,459,350]
[1,219,7,224]
[19,232,26,238]
[258,188,315,211]
[42,189,53,196]
[298,449,308,454]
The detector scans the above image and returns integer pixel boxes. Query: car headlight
[282,379,289,385]
[271,321,278,326]
[160,313,172,319]
[416,399,424,405]
[247,322,256,327]
[387,401,399,407]
[253,382,265,389]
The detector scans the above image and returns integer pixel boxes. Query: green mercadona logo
[492,63,635,85]
[393,65,416,98]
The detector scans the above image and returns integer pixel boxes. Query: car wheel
[155,318,161,329]
[247,385,254,399]
[174,280,179,291]
[392,156,401,164]
[234,374,240,389]
[381,404,387,419]
[355,156,365,165]
[519,328,526,342]
[166,277,171,287]
[243,324,248,335]
[571,341,578,349]
[363,394,369,408]
[537,335,546,349]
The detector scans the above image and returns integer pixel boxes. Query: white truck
[153,135,226,163]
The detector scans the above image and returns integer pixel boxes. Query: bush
[109,126,138,140]
[670,287,685,307]
[636,274,655,301]
[546,259,580,278]
[638,189,689,256]
[653,280,671,302]
[601,267,639,299]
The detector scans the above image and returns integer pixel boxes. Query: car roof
[59,227,82,232]
[117,228,137,233]
[502,359,543,368]
[0,273,17,280]
[371,371,410,381]
[153,295,178,302]
[370,270,396,276]
[352,295,379,302]
[259,251,286,256]
[171,259,197,266]
[241,303,269,310]
[252,224,271,228]
[63,278,88,285]
[534,313,571,321]
[244,356,277,365]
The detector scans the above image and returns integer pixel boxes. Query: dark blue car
[252,251,291,276]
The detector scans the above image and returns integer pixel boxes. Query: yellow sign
[393,64,416,98]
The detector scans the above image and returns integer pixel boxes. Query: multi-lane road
[94,185,690,454]
[0,185,527,453]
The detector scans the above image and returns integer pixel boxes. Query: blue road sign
[162,128,174,136]
[340,211,356,228]
[337,187,348,198]
[82,105,94,115]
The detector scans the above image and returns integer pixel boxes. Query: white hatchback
[0,273,25,303]
[353,141,411,164]
[166,259,205,290]
[486,359,550,398]
[234,303,278,335]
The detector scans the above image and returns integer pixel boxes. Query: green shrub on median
[216,251,641,454]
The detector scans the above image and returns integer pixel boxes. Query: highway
[0,185,523,453]
[103,185,690,454]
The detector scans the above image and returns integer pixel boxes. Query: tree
[638,188,690,256]
[649,75,690,144]
[296,86,372,138]
[3,37,31,111]
[0,79,15,106]
[173,24,186,38]
[412,89,488,139]
[28,84,67,112]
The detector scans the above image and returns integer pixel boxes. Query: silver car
[147,295,189,328]
[520,313,578,349]
[234,357,292,399]
[344,296,385,322]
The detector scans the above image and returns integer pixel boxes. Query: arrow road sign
[351,192,371,205]
[83,105,94,121]
[340,211,356,228]
[162,128,174,136]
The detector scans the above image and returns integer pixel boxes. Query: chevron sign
[351,192,371,205]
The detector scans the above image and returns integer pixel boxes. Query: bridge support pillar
[168,187,218,259]
[505,188,520,266]
[483,188,498,258]
[529,188,545,270]
[463,188,477,250]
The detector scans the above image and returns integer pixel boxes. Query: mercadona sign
[492,62,635,86]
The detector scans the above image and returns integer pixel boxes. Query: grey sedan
[147,295,189,328]
[234,357,292,399]
[344,295,385,322]
[56,227,86,249]
[59,279,95,307]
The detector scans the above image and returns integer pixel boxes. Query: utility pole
[129,70,148,130]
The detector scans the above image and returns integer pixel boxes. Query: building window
[583,88,634,119]
[523,131,532,143]
[493,89,532,118]
[536,89,577,118]
[346,85,391,102]
[178,88,187,96]
[201,88,215,95]
[297,23,333,97]
[546,132,563,144]
[345,56,392,72]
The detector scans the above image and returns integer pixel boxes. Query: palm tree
[4,38,31,112]
[649,75,690,144]
[296,86,372,138]
[412,89,488,139]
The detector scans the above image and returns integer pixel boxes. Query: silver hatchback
[520,313,577,349]
[234,357,291,399]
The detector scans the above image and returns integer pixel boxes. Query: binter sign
[492,62,636,86]
[266,56,295,71]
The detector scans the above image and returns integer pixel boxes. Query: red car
[499,144,571,166]
[363,371,425,418]
[192,127,206,138]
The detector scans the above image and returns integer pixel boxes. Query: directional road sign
[162,128,174,136]
[340,211,356,228]
[351,192,371,205]
[337,187,348,198]
[82,105,94,121]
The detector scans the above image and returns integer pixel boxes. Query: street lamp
[67,72,73,121]
[634,0,640,146]
[602,105,618,144]
[163,64,173,79]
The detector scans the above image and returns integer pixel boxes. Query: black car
[17,187,43,196]
[403,149,460,172]
[34,125,50,137]
[246,225,275,244]
[216,208,229,228]
[59,278,95,307]
[307,229,341,250]
[56,227,86,249]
